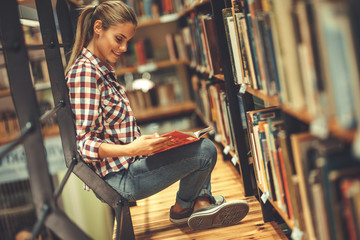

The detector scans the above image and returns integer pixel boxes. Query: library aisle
[130,143,288,240]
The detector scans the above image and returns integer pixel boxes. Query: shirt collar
[81,48,115,77]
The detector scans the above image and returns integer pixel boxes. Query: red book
[153,127,213,154]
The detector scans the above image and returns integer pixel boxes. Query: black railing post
[210,0,253,196]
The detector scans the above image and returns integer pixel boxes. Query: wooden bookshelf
[0,124,59,146]
[246,87,280,107]
[133,100,196,123]
[115,59,187,76]
[136,0,211,28]
[177,0,210,17]
[282,104,356,142]
[0,82,51,98]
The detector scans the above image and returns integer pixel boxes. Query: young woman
[65,0,249,230]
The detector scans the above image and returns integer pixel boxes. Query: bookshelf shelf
[328,118,356,143]
[177,0,211,17]
[136,0,210,29]
[133,100,196,123]
[281,105,312,124]
[0,89,10,98]
[282,105,356,142]
[0,82,51,98]
[0,124,59,146]
[268,199,295,230]
[115,59,187,76]
[246,87,280,107]
[257,187,295,230]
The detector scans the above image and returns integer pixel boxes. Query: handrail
[0,122,33,159]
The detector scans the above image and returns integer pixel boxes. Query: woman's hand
[98,133,171,159]
[128,133,171,156]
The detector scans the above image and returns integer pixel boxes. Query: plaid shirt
[66,48,141,177]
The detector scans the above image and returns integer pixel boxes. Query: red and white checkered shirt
[66,48,141,177]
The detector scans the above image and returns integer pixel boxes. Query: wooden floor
[130,144,288,240]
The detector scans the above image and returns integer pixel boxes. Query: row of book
[127,82,177,111]
[0,101,57,141]
[222,0,360,130]
[182,12,223,77]
[247,107,360,240]
[191,74,239,153]
[0,111,19,137]
[116,38,155,69]
[125,0,202,21]
[116,10,224,77]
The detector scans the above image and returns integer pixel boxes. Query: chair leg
[113,201,136,240]
[112,218,118,240]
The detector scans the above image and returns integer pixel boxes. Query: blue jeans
[103,138,217,209]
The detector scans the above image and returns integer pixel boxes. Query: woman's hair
[65,0,137,72]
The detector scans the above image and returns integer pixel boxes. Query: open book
[153,126,213,154]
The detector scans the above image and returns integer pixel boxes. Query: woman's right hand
[128,133,171,156]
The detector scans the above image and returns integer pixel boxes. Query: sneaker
[187,200,249,230]
[169,195,226,225]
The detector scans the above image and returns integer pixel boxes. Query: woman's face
[93,21,136,64]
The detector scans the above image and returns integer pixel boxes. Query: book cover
[153,126,213,154]
[328,169,360,240]
[245,13,262,90]
[222,8,241,85]
[290,132,318,240]
[208,84,226,142]
[272,0,306,110]
[340,178,360,240]
[238,13,257,89]
[311,138,360,240]
[278,130,297,222]
[203,16,223,75]
[308,168,331,240]
[265,119,287,213]
[315,2,360,129]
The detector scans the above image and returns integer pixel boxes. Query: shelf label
[137,63,157,73]
[214,134,222,143]
[291,227,304,240]
[231,155,238,166]
[160,13,179,23]
[261,191,269,204]
[208,71,213,80]
[223,145,231,155]
[310,115,328,139]
[239,83,247,94]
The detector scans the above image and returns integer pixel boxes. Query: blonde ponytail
[65,1,137,73]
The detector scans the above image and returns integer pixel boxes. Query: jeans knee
[201,138,217,167]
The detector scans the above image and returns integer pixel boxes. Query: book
[203,16,223,75]
[315,2,360,129]
[153,126,213,154]
[272,0,306,110]
[222,8,243,85]
[290,132,318,240]
[314,139,360,240]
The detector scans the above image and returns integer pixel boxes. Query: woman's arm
[98,133,171,158]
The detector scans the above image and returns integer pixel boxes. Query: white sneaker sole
[188,200,249,230]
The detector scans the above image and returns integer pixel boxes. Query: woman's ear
[93,20,103,35]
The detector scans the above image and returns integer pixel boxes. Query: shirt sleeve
[67,61,104,162]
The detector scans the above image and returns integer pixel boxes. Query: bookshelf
[170,0,360,239]
[133,100,196,123]
[187,0,360,239]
